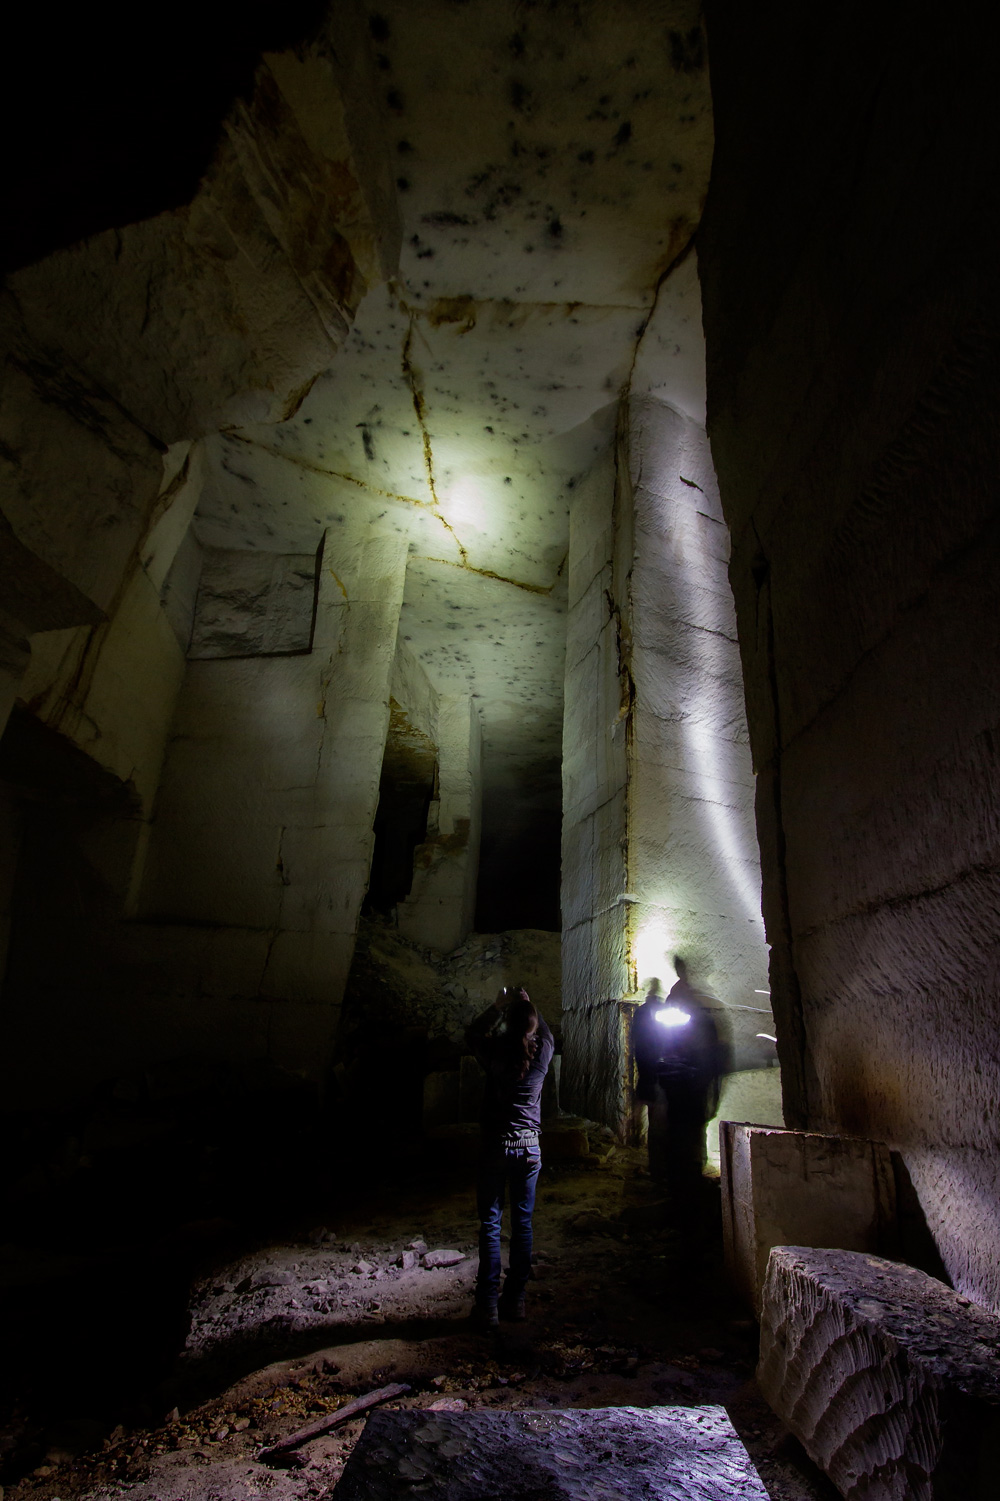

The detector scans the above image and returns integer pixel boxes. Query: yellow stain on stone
[327,569,349,602]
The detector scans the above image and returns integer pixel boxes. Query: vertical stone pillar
[561,395,769,1130]
[260,534,410,1046]
[138,530,408,1084]
[561,449,631,1122]
[398,693,482,953]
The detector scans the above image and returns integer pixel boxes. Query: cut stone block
[188,547,319,659]
[720,1123,896,1314]
[758,1246,1000,1501]
[334,1405,768,1499]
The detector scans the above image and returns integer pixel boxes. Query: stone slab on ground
[333,1405,768,1499]
[720,1124,896,1314]
[758,1246,1000,1500]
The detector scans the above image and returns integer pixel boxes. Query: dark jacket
[632,996,666,1103]
[632,983,723,1115]
[466,1004,554,1139]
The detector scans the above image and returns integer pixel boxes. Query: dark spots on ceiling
[422,211,475,228]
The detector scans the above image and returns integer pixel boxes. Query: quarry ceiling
[194,0,713,772]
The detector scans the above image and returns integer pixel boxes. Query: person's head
[673,956,688,982]
[644,976,663,1000]
[504,987,538,1079]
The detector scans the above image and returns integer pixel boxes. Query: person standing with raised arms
[465,985,554,1329]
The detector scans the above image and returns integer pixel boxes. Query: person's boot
[498,1287,526,1322]
[470,1298,499,1330]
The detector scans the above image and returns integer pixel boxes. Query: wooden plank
[258,1382,411,1463]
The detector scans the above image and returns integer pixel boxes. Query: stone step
[334,1405,768,1499]
[758,1246,1000,1500]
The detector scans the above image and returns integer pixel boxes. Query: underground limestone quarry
[1,1,998,1498]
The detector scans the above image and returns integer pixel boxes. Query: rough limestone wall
[16,445,207,896]
[342,923,562,1061]
[123,532,407,1087]
[560,446,630,1121]
[398,695,483,954]
[561,396,770,1127]
[390,638,440,750]
[699,2,1000,1305]
[0,0,399,747]
[626,396,769,1062]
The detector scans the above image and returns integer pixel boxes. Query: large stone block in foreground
[334,1406,768,1499]
[758,1246,1000,1500]
[720,1123,896,1313]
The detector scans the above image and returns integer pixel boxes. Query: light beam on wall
[667,433,764,929]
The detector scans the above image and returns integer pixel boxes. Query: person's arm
[533,1010,555,1071]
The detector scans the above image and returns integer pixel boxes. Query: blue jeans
[476,1142,542,1302]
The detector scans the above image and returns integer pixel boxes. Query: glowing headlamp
[655,1006,691,1028]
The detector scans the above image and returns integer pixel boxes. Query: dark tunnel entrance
[474,755,562,934]
[363,701,437,919]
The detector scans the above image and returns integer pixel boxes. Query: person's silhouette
[631,958,722,1198]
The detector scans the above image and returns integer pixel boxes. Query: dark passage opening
[363,700,437,917]
[475,753,561,932]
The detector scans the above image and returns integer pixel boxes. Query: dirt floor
[0,1137,838,1501]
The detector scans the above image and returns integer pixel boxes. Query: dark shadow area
[363,701,437,918]
[1,1,329,274]
[0,1131,843,1500]
[891,1152,952,1286]
[475,755,561,932]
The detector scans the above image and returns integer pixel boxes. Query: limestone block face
[706,1069,784,1171]
[624,397,768,1035]
[137,531,408,1082]
[698,3,1000,1306]
[758,1247,1000,1500]
[0,1,399,757]
[398,694,482,953]
[7,9,400,446]
[334,1404,768,1501]
[0,338,165,619]
[560,1000,632,1136]
[560,454,630,1124]
[188,547,320,659]
[720,1124,897,1316]
[560,386,769,1129]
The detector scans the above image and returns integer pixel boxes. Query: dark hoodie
[466,1004,554,1140]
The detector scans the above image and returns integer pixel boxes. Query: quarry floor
[1,1142,836,1501]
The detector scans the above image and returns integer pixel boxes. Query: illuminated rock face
[560,387,769,1128]
[398,695,482,955]
[0,2,767,1105]
[0,5,405,1093]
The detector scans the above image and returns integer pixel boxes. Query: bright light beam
[655,1006,692,1028]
